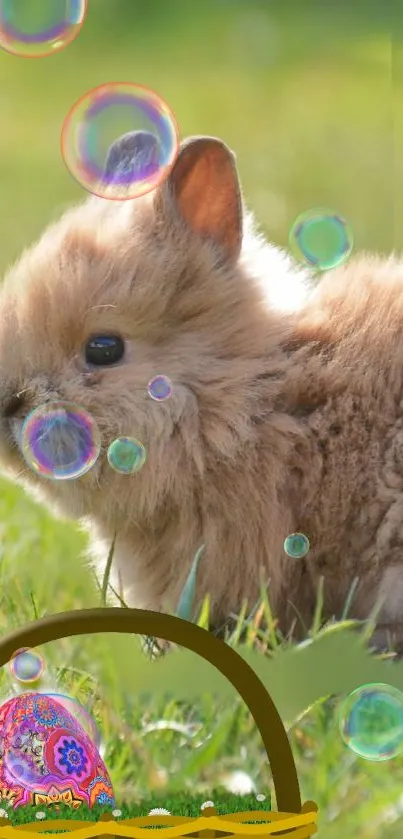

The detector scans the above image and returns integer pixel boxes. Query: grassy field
[0,1,402,838]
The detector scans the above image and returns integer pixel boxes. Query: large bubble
[20,401,101,481]
[61,82,180,200]
[0,0,87,58]
[339,683,403,761]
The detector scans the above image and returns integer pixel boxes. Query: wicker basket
[0,609,319,837]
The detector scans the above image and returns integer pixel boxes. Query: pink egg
[0,693,115,810]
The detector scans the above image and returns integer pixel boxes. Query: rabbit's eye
[84,335,125,366]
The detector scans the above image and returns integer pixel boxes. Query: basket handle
[0,608,301,813]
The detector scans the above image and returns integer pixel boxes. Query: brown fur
[0,135,401,646]
[282,255,403,647]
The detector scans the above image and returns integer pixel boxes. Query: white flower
[201,801,215,811]
[35,812,46,820]
[256,794,266,802]
[112,810,122,818]
[0,809,8,818]
[223,770,255,795]
[148,808,171,816]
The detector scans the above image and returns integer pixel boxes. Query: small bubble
[0,0,87,58]
[147,374,173,402]
[339,683,403,761]
[283,532,310,559]
[107,436,147,475]
[9,648,44,684]
[289,208,353,271]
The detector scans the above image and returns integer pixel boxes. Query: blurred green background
[0,0,401,270]
[0,1,402,837]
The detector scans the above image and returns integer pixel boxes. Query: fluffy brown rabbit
[0,132,400,648]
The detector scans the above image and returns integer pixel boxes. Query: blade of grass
[340,576,360,620]
[255,582,283,650]
[309,576,325,637]
[175,545,205,622]
[227,600,249,645]
[29,590,39,621]
[196,594,211,630]
[101,532,117,606]
[108,583,129,608]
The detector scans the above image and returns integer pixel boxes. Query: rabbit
[0,132,317,633]
[0,130,401,649]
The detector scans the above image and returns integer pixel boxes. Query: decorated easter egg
[0,692,114,810]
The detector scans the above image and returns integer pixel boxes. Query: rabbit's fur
[0,134,401,647]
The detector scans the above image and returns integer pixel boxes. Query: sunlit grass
[0,472,403,839]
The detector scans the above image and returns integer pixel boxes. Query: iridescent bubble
[4,751,38,788]
[20,401,101,481]
[339,683,403,761]
[283,532,310,559]
[147,374,173,402]
[0,0,87,58]
[9,648,45,684]
[61,82,180,200]
[289,209,353,271]
[107,436,147,475]
[45,693,100,748]
[0,692,114,802]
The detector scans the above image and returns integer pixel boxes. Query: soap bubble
[20,401,101,480]
[0,0,87,58]
[147,374,173,402]
[4,752,39,788]
[45,693,100,748]
[61,82,180,200]
[9,648,44,684]
[289,209,353,270]
[283,532,310,559]
[107,436,147,475]
[339,683,403,761]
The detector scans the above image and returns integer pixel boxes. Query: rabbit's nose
[2,391,27,419]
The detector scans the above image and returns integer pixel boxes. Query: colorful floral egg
[0,692,115,810]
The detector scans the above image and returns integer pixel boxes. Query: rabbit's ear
[104,130,160,183]
[156,135,243,264]
[104,132,243,263]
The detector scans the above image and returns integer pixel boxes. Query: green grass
[1,795,270,825]
[0,2,402,839]
[0,482,402,839]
